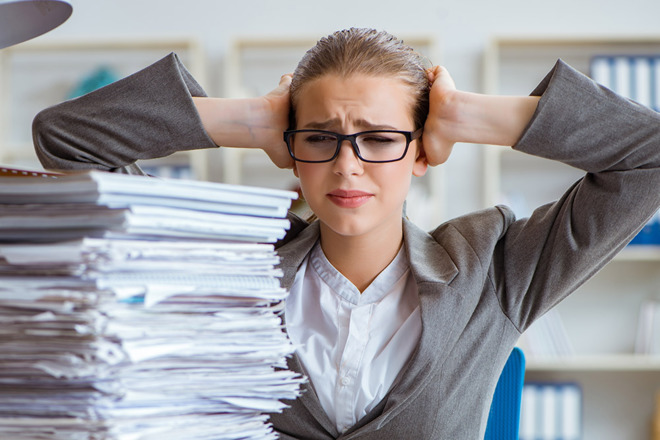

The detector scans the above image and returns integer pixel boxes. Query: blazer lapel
[277,219,319,288]
[369,220,463,422]
[276,221,339,434]
[285,349,339,436]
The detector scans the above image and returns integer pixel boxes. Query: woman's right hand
[260,73,294,169]
[421,65,540,160]
[193,73,294,169]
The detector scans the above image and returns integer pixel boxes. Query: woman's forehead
[294,74,416,129]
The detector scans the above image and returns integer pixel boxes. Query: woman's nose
[332,140,363,175]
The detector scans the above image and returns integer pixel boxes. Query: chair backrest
[484,347,526,440]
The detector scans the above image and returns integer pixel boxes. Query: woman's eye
[366,136,393,142]
[361,135,396,145]
[305,134,335,143]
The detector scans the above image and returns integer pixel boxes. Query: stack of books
[0,170,304,439]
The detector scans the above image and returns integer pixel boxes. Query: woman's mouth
[326,189,374,208]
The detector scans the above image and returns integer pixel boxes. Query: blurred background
[4,0,660,218]
[2,1,660,439]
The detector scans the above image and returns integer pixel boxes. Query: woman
[33,28,660,439]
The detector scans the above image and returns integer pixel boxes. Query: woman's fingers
[261,73,295,169]
[423,66,458,166]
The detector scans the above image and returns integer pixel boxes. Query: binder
[519,382,582,440]
[590,54,660,112]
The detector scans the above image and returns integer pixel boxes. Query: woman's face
[292,74,428,240]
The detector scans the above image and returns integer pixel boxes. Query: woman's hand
[260,73,294,169]
[422,65,540,163]
[422,66,460,166]
[193,73,294,169]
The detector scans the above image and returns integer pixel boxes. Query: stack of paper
[0,171,304,440]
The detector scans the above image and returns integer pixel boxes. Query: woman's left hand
[423,65,541,159]
[422,65,459,166]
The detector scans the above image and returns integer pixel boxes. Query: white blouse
[285,242,422,434]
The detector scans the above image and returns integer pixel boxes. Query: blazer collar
[277,218,459,287]
[277,219,320,288]
[276,218,462,435]
[354,219,463,432]
[401,218,458,284]
[276,221,337,433]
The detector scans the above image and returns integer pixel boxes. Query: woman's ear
[412,140,429,177]
[292,161,299,178]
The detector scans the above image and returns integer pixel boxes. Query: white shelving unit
[0,37,211,179]
[221,35,446,228]
[526,354,660,372]
[483,36,660,440]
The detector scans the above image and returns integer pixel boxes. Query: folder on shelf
[519,382,582,440]
[628,210,660,246]
[635,300,660,355]
[590,54,660,112]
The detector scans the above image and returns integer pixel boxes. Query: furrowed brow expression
[292,74,428,238]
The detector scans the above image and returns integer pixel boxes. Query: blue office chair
[484,347,526,440]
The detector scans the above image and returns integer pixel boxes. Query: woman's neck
[318,220,404,293]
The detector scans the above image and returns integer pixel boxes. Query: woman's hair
[289,28,431,130]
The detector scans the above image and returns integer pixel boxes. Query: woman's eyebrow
[302,120,337,130]
[302,118,398,131]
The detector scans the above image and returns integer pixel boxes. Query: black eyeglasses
[283,128,423,163]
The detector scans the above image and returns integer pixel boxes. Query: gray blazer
[33,54,660,439]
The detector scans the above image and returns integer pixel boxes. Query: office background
[13,0,660,219]
[3,1,660,439]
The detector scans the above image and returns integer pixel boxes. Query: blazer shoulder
[432,205,514,240]
[429,205,515,257]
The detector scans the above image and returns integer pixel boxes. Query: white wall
[38,0,660,218]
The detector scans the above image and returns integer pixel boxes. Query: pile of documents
[0,171,304,439]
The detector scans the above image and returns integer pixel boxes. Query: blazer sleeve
[493,59,660,331]
[32,53,217,174]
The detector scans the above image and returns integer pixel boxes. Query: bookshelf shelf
[0,37,211,179]
[484,35,660,440]
[527,354,660,372]
[616,246,660,262]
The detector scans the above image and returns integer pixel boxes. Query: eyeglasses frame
[283,128,423,163]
